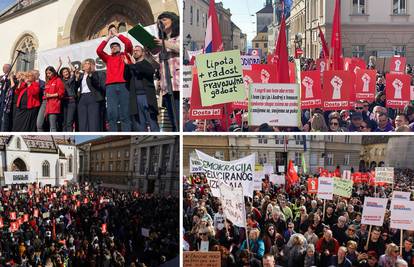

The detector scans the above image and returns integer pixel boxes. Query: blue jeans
[106,83,131,132]
[134,95,160,132]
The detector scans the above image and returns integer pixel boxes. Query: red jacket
[96,34,133,85]
[15,81,41,109]
[44,76,65,116]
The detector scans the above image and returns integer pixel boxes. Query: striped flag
[204,0,224,53]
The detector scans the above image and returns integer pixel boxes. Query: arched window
[68,155,73,173]
[14,35,37,72]
[42,161,50,177]
[16,138,21,149]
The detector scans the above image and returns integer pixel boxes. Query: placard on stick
[196,50,245,106]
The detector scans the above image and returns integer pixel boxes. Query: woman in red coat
[44,66,65,132]
[12,71,41,131]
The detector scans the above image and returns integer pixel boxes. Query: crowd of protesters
[183,56,414,133]
[0,182,179,266]
[183,168,414,267]
[0,11,180,132]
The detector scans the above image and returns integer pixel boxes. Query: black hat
[351,112,363,120]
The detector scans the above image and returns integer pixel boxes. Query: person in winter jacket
[96,24,132,132]
[44,66,64,132]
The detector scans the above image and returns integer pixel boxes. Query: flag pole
[365,225,372,250]
[400,229,403,255]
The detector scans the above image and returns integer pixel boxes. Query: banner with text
[196,150,255,198]
[301,71,322,109]
[392,191,411,201]
[183,252,221,267]
[355,69,376,101]
[4,172,37,185]
[322,71,354,110]
[190,157,205,173]
[248,83,300,127]
[385,73,411,109]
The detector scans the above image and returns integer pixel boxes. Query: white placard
[263,164,274,175]
[390,199,414,230]
[183,65,193,98]
[361,197,388,226]
[141,227,150,237]
[375,167,394,184]
[269,174,285,185]
[393,191,411,201]
[317,177,334,200]
[219,183,246,227]
[249,83,300,127]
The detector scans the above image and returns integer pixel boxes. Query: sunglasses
[330,122,339,126]
[199,232,208,236]
[355,107,363,110]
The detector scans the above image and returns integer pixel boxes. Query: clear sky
[74,136,102,144]
[0,0,15,12]
[220,0,267,43]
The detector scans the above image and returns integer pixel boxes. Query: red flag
[274,13,290,83]
[0,217,3,228]
[334,166,341,177]
[318,24,329,59]
[331,0,343,70]
[286,160,299,184]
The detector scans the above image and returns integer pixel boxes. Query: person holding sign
[96,25,133,132]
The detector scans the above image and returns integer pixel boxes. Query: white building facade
[0,136,76,186]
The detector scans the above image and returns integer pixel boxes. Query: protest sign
[101,224,107,234]
[289,62,296,83]
[390,56,406,74]
[390,199,414,230]
[307,178,318,194]
[182,66,193,98]
[33,209,39,218]
[344,58,366,73]
[219,183,246,227]
[317,177,334,200]
[251,64,278,83]
[0,218,3,228]
[361,197,388,226]
[43,212,50,219]
[10,222,18,232]
[196,50,245,106]
[183,251,221,267]
[4,172,37,185]
[248,83,300,127]
[141,227,150,237]
[333,178,353,198]
[241,55,261,70]
[190,157,205,173]
[375,167,394,184]
[355,69,376,101]
[269,174,285,185]
[385,73,411,108]
[196,150,255,197]
[342,170,352,180]
[189,73,223,120]
[300,71,322,109]
[393,191,411,201]
[278,166,285,173]
[231,68,265,110]
[9,212,16,220]
[254,165,264,191]
[23,214,29,222]
[323,71,354,110]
